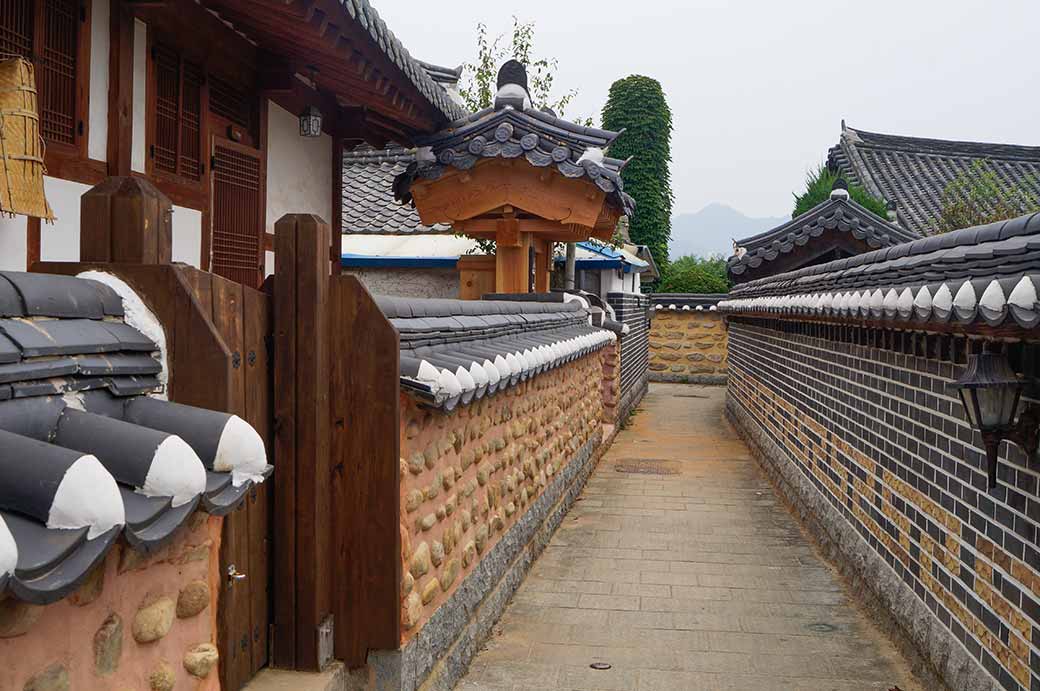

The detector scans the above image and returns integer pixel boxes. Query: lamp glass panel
[974,386,1020,429]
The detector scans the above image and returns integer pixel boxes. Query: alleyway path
[454,383,926,691]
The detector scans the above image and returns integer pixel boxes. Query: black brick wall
[607,293,650,413]
[728,317,1040,691]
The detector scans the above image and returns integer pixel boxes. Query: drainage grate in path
[613,459,680,475]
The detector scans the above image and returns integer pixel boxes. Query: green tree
[792,164,888,219]
[601,76,673,265]
[656,255,730,294]
[458,17,587,122]
[935,160,1040,233]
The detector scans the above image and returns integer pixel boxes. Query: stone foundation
[648,310,727,384]
[0,515,222,691]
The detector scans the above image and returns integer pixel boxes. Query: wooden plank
[243,287,273,676]
[329,275,401,666]
[292,214,331,670]
[107,3,134,176]
[331,136,342,275]
[271,216,299,669]
[26,218,40,270]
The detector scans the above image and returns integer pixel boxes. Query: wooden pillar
[107,2,134,177]
[80,177,173,264]
[495,218,531,294]
[272,214,332,671]
[534,237,551,293]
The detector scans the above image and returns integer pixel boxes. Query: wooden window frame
[0,0,103,184]
[143,31,208,210]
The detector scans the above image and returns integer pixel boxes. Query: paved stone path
[454,383,925,691]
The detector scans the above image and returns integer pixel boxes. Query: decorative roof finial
[830,177,850,200]
[494,60,531,111]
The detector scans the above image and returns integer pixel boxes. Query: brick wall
[648,310,728,384]
[607,292,649,419]
[727,317,1040,691]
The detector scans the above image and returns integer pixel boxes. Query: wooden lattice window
[151,42,201,180]
[0,0,84,148]
[211,140,262,287]
[209,74,251,132]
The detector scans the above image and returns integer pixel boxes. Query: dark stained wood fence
[34,260,273,691]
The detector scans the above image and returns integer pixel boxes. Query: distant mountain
[669,203,788,259]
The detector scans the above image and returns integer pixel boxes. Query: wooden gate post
[80,176,173,264]
[272,214,333,671]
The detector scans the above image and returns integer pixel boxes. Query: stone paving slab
[453,383,925,691]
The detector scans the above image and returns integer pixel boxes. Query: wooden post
[80,177,173,264]
[272,214,332,671]
[495,218,530,294]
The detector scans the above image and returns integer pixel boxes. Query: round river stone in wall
[93,613,123,676]
[0,598,42,638]
[176,580,210,619]
[183,643,219,678]
[23,663,69,691]
[133,594,176,644]
[148,660,175,691]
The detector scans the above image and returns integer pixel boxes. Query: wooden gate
[181,270,273,690]
[211,137,265,288]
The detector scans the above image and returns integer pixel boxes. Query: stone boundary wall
[648,310,728,384]
[393,347,609,690]
[726,317,1040,691]
[0,515,222,690]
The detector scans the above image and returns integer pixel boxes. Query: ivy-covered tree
[656,254,730,293]
[792,164,888,219]
[601,76,673,265]
[936,160,1040,233]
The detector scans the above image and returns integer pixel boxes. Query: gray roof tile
[342,145,451,234]
[828,125,1040,236]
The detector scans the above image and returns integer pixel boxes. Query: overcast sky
[373,0,1040,219]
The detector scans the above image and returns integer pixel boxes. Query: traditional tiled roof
[0,271,270,604]
[728,197,919,278]
[719,211,1040,331]
[828,124,1040,236]
[554,241,650,272]
[394,62,635,217]
[342,146,451,234]
[418,60,462,87]
[651,294,726,312]
[336,0,467,123]
[379,294,615,411]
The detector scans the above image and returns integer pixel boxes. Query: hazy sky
[373,0,1040,218]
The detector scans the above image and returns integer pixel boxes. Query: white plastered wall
[265,101,332,233]
[40,177,93,262]
[172,206,202,267]
[88,0,109,161]
[0,217,27,271]
[131,19,147,174]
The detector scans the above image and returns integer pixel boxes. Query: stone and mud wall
[727,316,1040,691]
[648,310,728,384]
[0,515,222,691]
[394,347,611,690]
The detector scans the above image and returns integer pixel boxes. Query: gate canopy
[393,61,635,293]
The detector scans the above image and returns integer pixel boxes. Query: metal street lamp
[952,345,1039,488]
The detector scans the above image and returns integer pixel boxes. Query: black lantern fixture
[299,105,322,138]
[952,344,1039,489]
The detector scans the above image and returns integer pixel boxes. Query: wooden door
[211,138,264,288]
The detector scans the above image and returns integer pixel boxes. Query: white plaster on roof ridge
[0,514,16,577]
[934,284,954,311]
[979,280,1006,312]
[954,281,977,309]
[77,271,168,399]
[1009,276,1038,309]
[214,415,270,487]
[141,435,207,506]
[49,454,125,539]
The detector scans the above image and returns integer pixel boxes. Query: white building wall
[0,217,27,271]
[40,177,92,262]
[87,0,109,161]
[171,206,202,267]
[265,101,332,232]
[131,19,147,174]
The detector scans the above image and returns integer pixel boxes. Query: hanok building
[0,0,465,286]
[728,184,919,284]
[828,122,1040,236]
